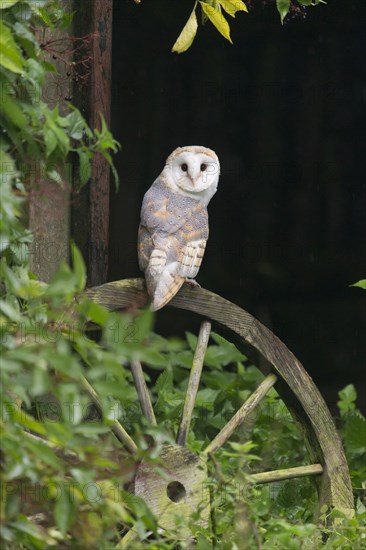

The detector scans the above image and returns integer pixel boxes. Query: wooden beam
[73,0,113,286]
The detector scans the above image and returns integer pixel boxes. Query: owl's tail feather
[148,270,185,312]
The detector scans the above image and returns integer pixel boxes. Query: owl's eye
[181,163,188,172]
[200,163,207,172]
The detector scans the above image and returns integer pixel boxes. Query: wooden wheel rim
[86,278,354,529]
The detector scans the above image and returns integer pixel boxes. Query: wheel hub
[133,444,210,532]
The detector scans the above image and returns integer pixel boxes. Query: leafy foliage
[1,1,365,549]
[0,0,120,200]
[3,283,365,549]
[172,0,324,53]
[0,266,177,546]
[140,350,366,548]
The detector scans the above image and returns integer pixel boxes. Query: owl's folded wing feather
[137,225,152,271]
[178,239,206,279]
[138,185,209,310]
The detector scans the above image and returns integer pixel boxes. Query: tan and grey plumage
[138,146,220,311]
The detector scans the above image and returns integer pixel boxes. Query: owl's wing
[138,184,208,311]
[139,184,189,235]
[137,225,153,272]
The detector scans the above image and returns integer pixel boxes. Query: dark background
[109,0,365,413]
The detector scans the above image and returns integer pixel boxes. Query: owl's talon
[185,278,201,288]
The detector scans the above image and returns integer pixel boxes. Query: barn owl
[138,146,220,311]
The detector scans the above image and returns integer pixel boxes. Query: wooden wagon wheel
[85,278,354,547]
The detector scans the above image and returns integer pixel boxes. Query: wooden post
[28,0,74,282]
[72,0,113,286]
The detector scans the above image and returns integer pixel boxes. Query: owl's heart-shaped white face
[165,146,220,204]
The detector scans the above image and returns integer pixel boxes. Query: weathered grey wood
[204,374,277,455]
[85,278,147,310]
[176,321,211,446]
[250,464,323,484]
[73,0,113,286]
[80,375,137,454]
[130,360,157,425]
[85,278,355,518]
[133,445,210,533]
[29,0,74,282]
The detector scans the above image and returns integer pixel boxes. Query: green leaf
[66,109,85,140]
[0,21,24,74]
[47,168,63,185]
[0,299,21,321]
[44,109,70,157]
[32,5,54,27]
[195,387,217,407]
[219,0,248,18]
[74,424,110,437]
[44,128,58,157]
[71,243,86,292]
[0,95,27,128]
[276,0,291,23]
[109,158,120,191]
[134,308,154,342]
[11,521,52,543]
[0,0,19,9]
[200,1,233,44]
[13,21,39,51]
[54,485,76,534]
[337,384,357,415]
[27,437,61,469]
[349,279,366,290]
[5,404,47,436]
[139,347,168,367]
[172,5,199,53]
[156,369,173,394]
[84,301,110,326]
[356,497,366,515]
[343,412,366,454]
[46,262,75,300]
[78,149,92,187]
[186,331,198,351]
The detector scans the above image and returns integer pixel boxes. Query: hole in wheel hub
[167,481,186,502]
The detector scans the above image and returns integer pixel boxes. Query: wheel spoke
[176,320,211,446]
[80,375,138,454]
[204,373,277,454]
[130,360,157,425]
[249,463,323,484]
